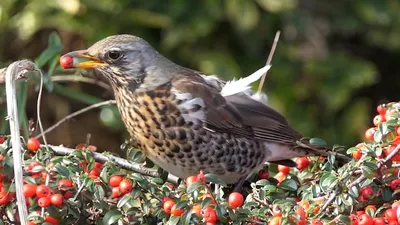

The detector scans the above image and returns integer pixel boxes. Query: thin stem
[257,31,281,93]
[35,100,116,139]
[48,145,180,184]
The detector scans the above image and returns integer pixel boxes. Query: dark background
[0,0,397,154]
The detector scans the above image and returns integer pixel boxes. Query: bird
[60,34,348,185]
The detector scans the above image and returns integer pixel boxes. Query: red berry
[0,136,5,144]
[0,174,4,183]
[373,217,386,225]
[63,191,73,199]
[201,206,217,223]
[23,183,37,197]
[26,138,40,151]
[44,215,59,225]
[58,179,73,190]
[88,168,101,177]
[228,192,244,208]
[197,171,206,183]
[0,191,10,205]
[353,149,362,160]
[390,179,400,190]
[109,175,123,187]
[258,169,269,180]
[94,162,103,169]
[171,204,185,216]
[392,201,400,212]
[274,172,286,183]
[277,165,290,175]
[111,187,121,198]
[269,216,282,225]
[50,193,63,206]
[163,200,176,214]
[365,128,376,141]
[296,157,310,170]
[119,179,133,194]
[358,214,373,225]
[185,175,199,187]
[59,56,74,69]
[373,115,385,126]
[27,222,37,225]
[385,208,398,222]
[377,105,386,115]
[36,185,52,198]
[310,219,323,225]
[349,214,358,225]
[37,196,51,208]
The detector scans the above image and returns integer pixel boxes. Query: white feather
[220,65,271,97]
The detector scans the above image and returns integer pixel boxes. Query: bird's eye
[107,50,122,60]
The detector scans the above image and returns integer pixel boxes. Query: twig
[34,100,116,139]
[51,75,111,91]
[47,145,180,184]
[348,144,400,188]
[5,60,37,225]
[257,31,281,93]
[321,189,339,211]
[320,144,400,212]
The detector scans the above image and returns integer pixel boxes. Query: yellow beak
[61,50,107,69]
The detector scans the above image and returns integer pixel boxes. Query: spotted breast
[114,85,267,184]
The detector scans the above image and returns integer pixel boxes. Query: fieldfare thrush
[61,34,348,184]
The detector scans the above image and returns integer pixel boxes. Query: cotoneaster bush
[1,103,400,224]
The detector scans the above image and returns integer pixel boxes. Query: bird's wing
[171,72,301,145]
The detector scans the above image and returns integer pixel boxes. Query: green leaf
[205,173,226,186]
[309,138,328,147]
[31,165,45,173]
[117,195,132,208]
[151,177,165,185]
[320,172,338,192]
[102,209,122,225]
[55,164,70,177]
[382,187,393,201]
[279,179,298,191]
[255,179,270,186]
[187,182,202,193]
[201,197,213,209]
[94,185,105,199]
[168,216,180,225]
[175,200,188,209]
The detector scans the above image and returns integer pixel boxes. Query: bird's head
[61,34,173,91]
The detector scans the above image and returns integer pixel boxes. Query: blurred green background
[0,0,398,153]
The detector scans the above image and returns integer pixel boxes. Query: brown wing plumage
[171,70,302,145]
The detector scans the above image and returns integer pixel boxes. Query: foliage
[0,102,400,224]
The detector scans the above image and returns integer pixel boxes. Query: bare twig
[321,190,339,211]
[321,144,400,212]
[257,31,281,93]
[51,75,111,91]
[5,60,37,225]
[34,100,116,139]
[349,144,400,188]
[47,145,180,184]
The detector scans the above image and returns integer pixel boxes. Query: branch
[348,144,400,188]
[47,145,180,184]
[5,60,37,225]
[257,31,281,93]
[34,100,116,139]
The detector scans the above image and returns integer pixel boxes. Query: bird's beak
[61,50,107,69]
